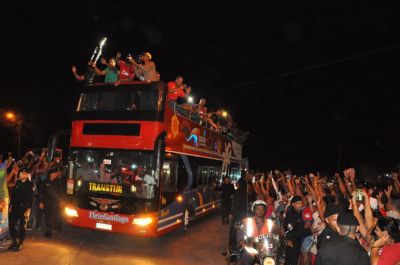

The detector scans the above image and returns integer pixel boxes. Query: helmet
[251,200,267,212]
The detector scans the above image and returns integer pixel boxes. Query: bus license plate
[96,222,112,231]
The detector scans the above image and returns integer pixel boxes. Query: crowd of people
[1,146,400,265]
[0,150,65,252]
[220,168,400,265]
[72,51,159,85]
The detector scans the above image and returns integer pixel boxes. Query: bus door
[158,154,191,229]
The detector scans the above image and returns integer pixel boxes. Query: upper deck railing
[167,100,235,141]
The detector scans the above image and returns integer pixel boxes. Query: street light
[4,111,23,159]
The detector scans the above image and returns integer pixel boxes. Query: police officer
[38,167,62,237]
[237,200,285,265]
[284,195,311,265]
[8,168,34,251]
[315,212,370,265]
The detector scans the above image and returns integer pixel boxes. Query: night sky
[1,1,399,176]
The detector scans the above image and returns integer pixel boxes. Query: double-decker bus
[55,81,243,237]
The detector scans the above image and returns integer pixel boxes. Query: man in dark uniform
[315,212,370,265]
[220,176,235,224]
[38,167,62,237]
[8,168,34,251]
[228,178,248,250]
[284,195,311,265]
[317,204,340,249]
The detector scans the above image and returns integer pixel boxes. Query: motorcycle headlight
[263,257,275,265]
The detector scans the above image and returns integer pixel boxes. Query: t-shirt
[378,243,400,265]
[118,60,135,81]
[84,68,102,84]
[104,67,119,83]
[302,207,313,222]
[135,62,157,82]
[168,81,185,100]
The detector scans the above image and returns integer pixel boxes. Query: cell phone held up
[356,189,364,202]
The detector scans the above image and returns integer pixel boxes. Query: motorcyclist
[237,200,285,265]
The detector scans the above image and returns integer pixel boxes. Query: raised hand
[72,65,77,73]
[373,234,390,248]
[384,185,393,199]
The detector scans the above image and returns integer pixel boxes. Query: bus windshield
[70,149,157,199]
[77,83,165,112]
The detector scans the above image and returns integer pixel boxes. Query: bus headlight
[65,207,79,217]
[263,257,275,265]
[133,217,152,226]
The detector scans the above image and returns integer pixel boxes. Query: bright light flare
[187,96,194,103]
[246,217,253,237]
[176,195,183,203]
[5,112,16,121]
[65,207,78,217]
[222,111,228,118]
[267,219,274,232]
[263,257,276,265]
[99,37,107,47]
[244,246,258,255]
[133,217,152,226]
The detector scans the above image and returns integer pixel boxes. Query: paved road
[1,212,229,265]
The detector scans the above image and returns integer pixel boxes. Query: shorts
[301,235,314,253]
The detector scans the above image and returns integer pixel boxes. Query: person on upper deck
[115,52,135,82]
[167,76,185,101]
[128,52,157,82]
[71,61,101,84]
[93,58,119,83]
[193,98,208,124]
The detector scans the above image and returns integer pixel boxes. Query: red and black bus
[59,81,243,237]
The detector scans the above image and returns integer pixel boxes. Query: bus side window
[177,161,188,191]
[197,167,209,187]
[208,167,219,189]
[161,160,177,192]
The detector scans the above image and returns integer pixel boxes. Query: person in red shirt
[193,98,208,125]
[118,60,135,82]
[167,76,185,101]
[370,217,400,265]
[106,52,136,82]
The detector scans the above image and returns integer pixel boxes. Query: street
[1,213,229,265]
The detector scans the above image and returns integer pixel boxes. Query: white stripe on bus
[157,213,183,224]
[195,200,221,210]
[157,220,181,232]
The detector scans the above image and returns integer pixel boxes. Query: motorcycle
[237,218,284,265]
